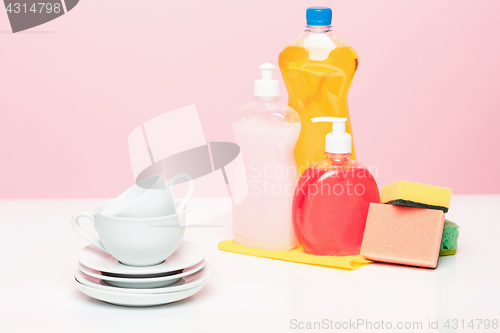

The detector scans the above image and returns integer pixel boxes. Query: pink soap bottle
[232,63,301,252]
[292,117,380,256]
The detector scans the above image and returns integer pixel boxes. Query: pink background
[1,0,499,199]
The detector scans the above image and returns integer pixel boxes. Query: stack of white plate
[74,240,212,307]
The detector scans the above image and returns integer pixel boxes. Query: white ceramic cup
[103,173,194,218]
[72,199,186,267]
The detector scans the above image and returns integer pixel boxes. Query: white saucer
[78,260,205,289]
[78,240,205,275]
[74,280,205,307]
[75,262,213,295]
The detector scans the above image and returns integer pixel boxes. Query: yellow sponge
[218,240,371,270]
[381,180,452,213]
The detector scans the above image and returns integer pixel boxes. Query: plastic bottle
[292,117,380,256]
[279,6,358,174]
[232,63,300,251]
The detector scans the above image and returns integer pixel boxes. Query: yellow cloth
[218,240,371,270]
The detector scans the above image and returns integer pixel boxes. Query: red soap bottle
[292,117,380,256]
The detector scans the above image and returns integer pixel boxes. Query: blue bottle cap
[306,6,332,26]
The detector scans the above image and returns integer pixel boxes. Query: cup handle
[71,211,109,253]
[169,173,194,212]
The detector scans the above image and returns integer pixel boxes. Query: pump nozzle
[254,63,280,97]
[311,117,352,154]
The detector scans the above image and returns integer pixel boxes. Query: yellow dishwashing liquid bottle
[279,6,358,173]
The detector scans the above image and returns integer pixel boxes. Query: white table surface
[0,195,498,333]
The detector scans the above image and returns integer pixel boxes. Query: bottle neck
[326,152,352,162]
[305,25,331,33]
[253,96,279,106]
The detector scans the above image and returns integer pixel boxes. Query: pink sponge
[361,203,445,268]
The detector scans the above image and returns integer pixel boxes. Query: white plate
[75,262,213,295]
[78,240,205,275]
[78,260,205,289]
[74,279,206,307]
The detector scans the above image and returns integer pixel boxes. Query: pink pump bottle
[292,117,380,256]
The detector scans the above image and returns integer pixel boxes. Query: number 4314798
[6,3,62,14]
[444,319,498,330]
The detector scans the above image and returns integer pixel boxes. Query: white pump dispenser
[254,63,280,97]
[311,117,352,154]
